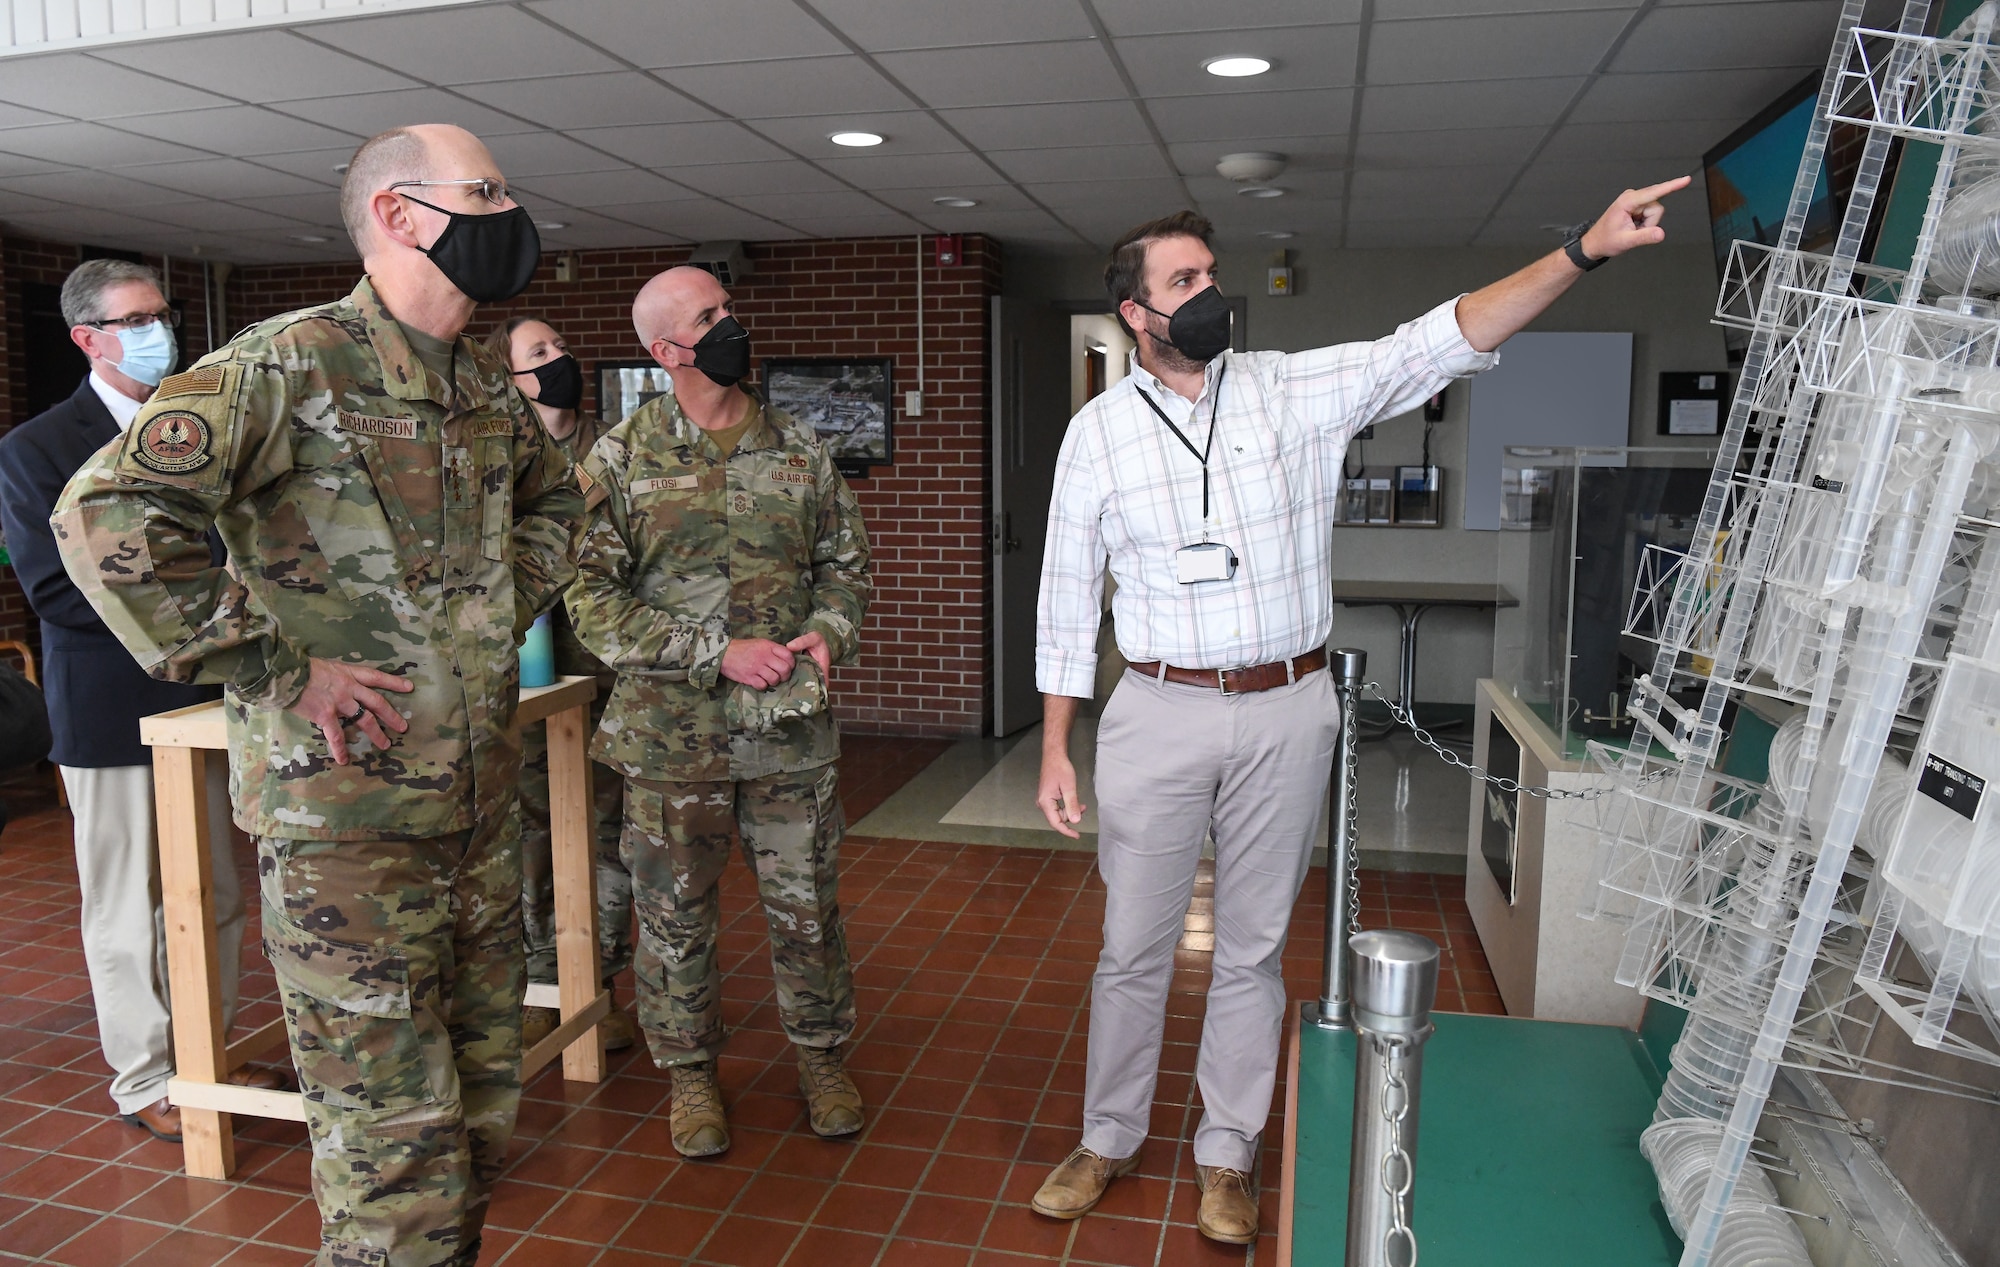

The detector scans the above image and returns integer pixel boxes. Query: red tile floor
[0,737,1502,1266]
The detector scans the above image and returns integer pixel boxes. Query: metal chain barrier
[1361,682,1673,803]
[1379,1037,1418,1267]
[1342,676,1364,936]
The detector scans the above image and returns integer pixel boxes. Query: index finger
[1039,797,1081,839]
[350,667,414,693]
[1627,174,1693,204]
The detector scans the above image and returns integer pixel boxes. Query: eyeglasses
[388,177,512,207]
[86,309,181,331]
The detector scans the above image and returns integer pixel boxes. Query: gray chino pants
[1081,663,1340,1172]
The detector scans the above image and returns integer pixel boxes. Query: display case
[1493,445,1717,759]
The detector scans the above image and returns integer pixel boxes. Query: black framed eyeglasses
[86,309,181,331]
[388,177,511,207]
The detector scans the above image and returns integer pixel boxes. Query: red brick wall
[0,235,224,657]
[226,235,999,738]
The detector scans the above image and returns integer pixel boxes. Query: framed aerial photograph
[597,359,671,424]
[762,357,894,473]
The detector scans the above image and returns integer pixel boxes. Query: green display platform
[1287,1010,1682,1266]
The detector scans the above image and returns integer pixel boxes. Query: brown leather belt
[1128,648,1328,695]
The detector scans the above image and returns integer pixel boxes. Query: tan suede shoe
[797,1045,865,1136]
[522,1005,558,1049]
[598,1004,637,1052]
[1031,1146,1140,1220]
[669,1061,730,1157]
[1195,1164,1258,1244]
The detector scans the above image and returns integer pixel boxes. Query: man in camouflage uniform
[484,315,637,1051]
[568,265,871,1157]
[54,125,583,1267]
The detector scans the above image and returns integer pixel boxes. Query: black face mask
[671,315,752,387]
[403,195,542,304]
[1140,285,1232,364]
[518,353,582,411]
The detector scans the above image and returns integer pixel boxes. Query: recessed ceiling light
[290,234,330,244]
[1258,230,1296,240]
[830,131,884,147]
[1239,186,1286,199]
[933,196,979,208]
[535,221,568,231]
[1204,56,1271,77]
[333,162,350,174]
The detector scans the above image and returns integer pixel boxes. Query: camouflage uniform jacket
[52,277,585,841]
[568,391,870,783]
[546,413,614,691]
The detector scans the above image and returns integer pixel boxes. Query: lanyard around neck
[1134,362,1226,523]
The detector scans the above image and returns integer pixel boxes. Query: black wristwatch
[1564,220,1607,272]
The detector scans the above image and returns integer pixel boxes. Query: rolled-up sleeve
[1281,295,1499,442]
[1035,416,1107,699]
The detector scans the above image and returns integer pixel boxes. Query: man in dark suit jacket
[0,258,283,1143]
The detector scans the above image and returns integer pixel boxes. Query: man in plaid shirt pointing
[1031,179,1688,1244]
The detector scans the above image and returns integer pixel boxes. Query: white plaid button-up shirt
[1035,297,1498,699]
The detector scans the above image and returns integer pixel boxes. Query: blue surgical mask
[115,321,178,387]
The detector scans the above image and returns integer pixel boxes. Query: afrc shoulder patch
[154,365,227,399]
[132,410,214,475]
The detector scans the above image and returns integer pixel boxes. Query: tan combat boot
[521,1005,558,1049]
[669,1061,730,1157]
[796,1044,865,1137]
[1195,1164,1258,1244]
[598,1002,637,1052]
[1031,1145,1140,1219]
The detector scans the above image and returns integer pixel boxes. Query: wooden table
[1328,581,1517,730]
[141,675,609,1180]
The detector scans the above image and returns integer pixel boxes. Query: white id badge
[1175,541,1238,584]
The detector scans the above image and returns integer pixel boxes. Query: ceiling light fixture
[1239,185,1286,199]
[933,196,979,208]
[536,221,569,231]
[290,234,330,243]
[830,131,884,147]
[333,162,350,174]
[1204,56,1271,77]
[1258,230,1297,240]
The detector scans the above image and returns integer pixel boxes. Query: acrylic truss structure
[1585,2,2000,1265]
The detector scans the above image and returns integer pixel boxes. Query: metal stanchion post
[1306,647,1368,1031]
[1345,929,1440,1267]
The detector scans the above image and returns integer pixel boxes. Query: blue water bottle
[519,611,556,688]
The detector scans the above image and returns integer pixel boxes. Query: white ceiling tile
[531,219,655,250]
[1473,217,1586,248]
[815,150,999,190]
[312,6,622,85]
[454,74,717,131]
[781,213,929,239]
[3,167,205,206]
[525,0,848,67]
[1115,26,1360,98]
[1612,2,1840,73]
[0,189,68,216]
[1183,170,1343,201]
[871,183,1039,213]
[662,161,849,198]
[268,88,539,140]
[567,121,790,167]
[114,158,333,199]
[1353,126,1542,169]
[730,189,898,221]
[751,110,970,155]
[0,151,76,179]
[147,202,318,232]
[603,198,797,241]
[811,0,1095,50]
[485,131,632,177]
[0,54,233,118]
[1538,120,1721,167]
[1360,77,1583,132]
[991,145,1173,183]
[658,56,911,119]
[98,30,418,104]
[0,103,66,129]
[1349,165,1517,202]
[1167,137,1347,178]
[0,121,211,167]
[1344,218,1485,248]
[1348,189,1500,220]
[1148,89,1353,143]
[940,101,1153,151]
[925,206,1073,238]
[111,107,359,157]
[1094,0,1364,36]
[1570,68,1815,125]
[1384,0,1640,15]
[232,191,346,224]
[874,41,1124,108]
[512,167,696,206]
[1371,11,1635,85]
[0,206,181,239]
[1024,177,1190,211]
[1500,158,1697,216]
[244,147,361,183]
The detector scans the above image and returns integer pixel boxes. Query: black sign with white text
[1918,754,1985,822]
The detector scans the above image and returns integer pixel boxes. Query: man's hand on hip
[785,630,832,679]
[289,657,413,766]
[722,638,796,690]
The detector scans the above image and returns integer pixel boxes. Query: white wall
[1005,239,1727,706]
[1067,313,1133,416]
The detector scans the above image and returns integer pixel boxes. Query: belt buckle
[1218,667,1238,696]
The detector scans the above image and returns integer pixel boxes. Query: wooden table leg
[546,701,606,1082]
[153,744,234,1179]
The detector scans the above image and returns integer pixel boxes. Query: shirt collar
[351,275,500,410]
[663,390,775,457]
[88,371,144,431]
[1125,349,1226,407]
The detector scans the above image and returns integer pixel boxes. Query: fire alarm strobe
[934,235,963,267]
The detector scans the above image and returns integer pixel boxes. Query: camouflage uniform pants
[520,703,632,986]
[624,763,855,1066]
[259,808,523,1267]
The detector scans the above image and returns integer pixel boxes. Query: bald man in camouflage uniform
[569,265,870,1157]
[54,125,583,1267]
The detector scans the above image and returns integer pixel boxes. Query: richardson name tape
[1918,753,1986,822]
